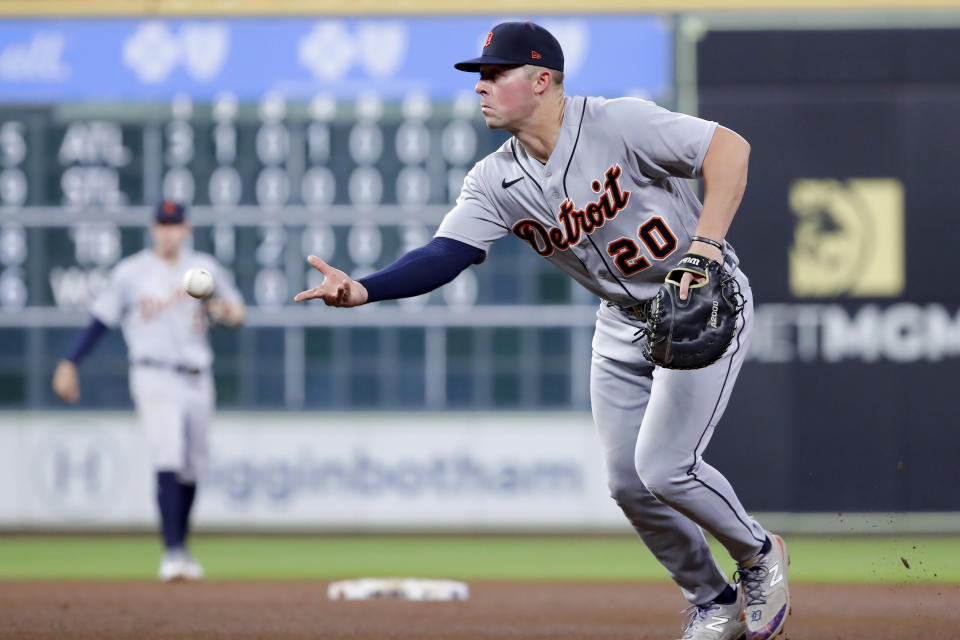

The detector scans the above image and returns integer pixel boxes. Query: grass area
[0,534,957,583]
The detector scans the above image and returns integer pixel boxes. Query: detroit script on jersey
[138,285,197,324]
[437,95,739,306]
[511,165,631,256]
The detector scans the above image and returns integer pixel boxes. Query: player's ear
[532,67,552,95]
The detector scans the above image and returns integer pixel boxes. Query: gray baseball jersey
[91,249,241,370]
[439,94,765,606]
[437,95,739,306]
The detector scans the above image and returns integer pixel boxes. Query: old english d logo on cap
[454,21,564,73]
[154,199,186,224]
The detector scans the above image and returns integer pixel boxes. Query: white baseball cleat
[677,592,746,640]
[181,552,205,581]
[158,550,187,582]
[736,531,791,640]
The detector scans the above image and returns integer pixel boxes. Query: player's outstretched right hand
[52,359,80,403]
[294,255,369,308]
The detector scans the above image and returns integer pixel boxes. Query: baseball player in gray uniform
[295,22,790,640]
[53,200,245,582]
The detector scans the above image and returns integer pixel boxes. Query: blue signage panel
[0,16,671,102]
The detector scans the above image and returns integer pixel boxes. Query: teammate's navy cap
[154,199,186,225]
[454,21,564,73]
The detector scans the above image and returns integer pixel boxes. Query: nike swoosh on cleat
[502,176,524,188]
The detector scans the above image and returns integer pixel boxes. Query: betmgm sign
[744,178,960,364]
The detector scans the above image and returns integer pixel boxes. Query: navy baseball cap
[455,21,564,73]
[154,199,186,224]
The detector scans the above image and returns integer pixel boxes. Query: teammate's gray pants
[590,268,765,605]
[130,366,213,483]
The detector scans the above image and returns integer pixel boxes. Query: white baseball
[183,267,215,299]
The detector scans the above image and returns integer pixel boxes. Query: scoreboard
[0,95,606,411]
[0,93,540,316]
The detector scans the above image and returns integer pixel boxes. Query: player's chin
[481,114,505,130]
[479,107,499,125]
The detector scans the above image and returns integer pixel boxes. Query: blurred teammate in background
[294,21,790,640]
[52,200,245,582]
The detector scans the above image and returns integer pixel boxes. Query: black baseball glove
[635,253,745,370]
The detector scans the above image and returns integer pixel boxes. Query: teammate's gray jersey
[437,95,739,306]
[90,249,242,369]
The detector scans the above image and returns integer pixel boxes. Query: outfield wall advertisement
[0,412,627,530]
[694,27,960,515]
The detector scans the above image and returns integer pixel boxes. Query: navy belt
[616,299,652,323]
[134,358,203,376]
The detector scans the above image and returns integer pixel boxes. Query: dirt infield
[0,581,956,639]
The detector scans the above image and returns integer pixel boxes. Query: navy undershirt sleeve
[358,237,485,303]
[66,317,109,364]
